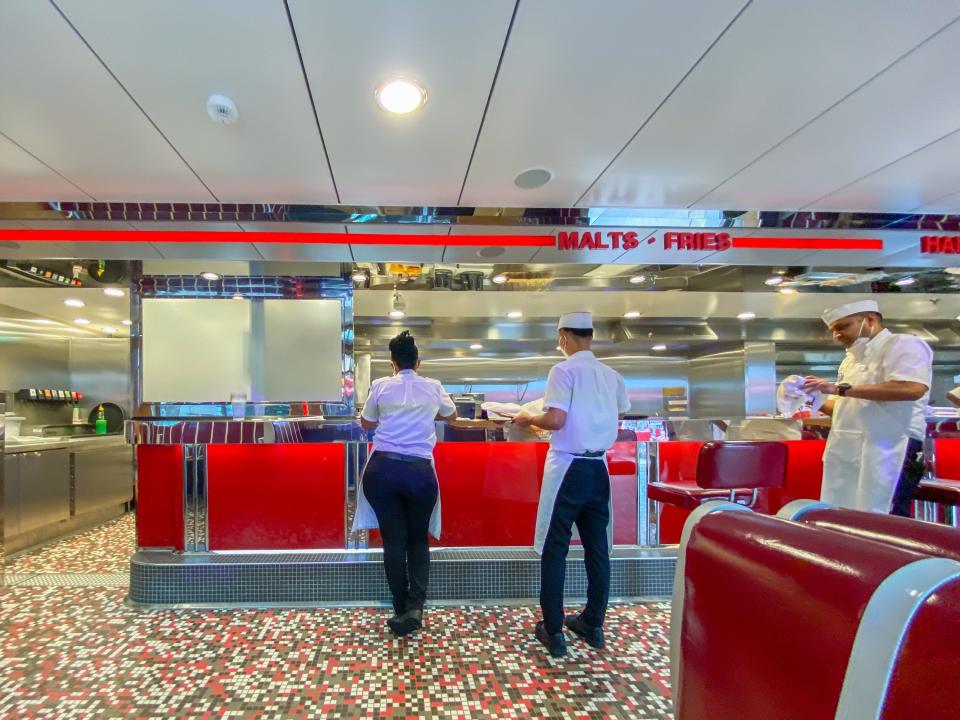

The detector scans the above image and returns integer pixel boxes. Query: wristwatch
[836,383,852,397]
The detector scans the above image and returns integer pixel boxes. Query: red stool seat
[648,482,755,510]
[915,479,960,506]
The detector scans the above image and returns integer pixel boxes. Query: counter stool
[914,479,960,527]
[648,441,788,542]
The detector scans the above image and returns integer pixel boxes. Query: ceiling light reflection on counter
[652,344,667,351]
[351,271,367,283]
[778,287,797,295]
[894,276,915,287]
[764,276,784,286]
[103,288,125,297]
[491,274,508,285]
[629,275,647,284]
[232,294,244,300]
[74,318,90,325]
[102,326,118,334]
[507,311,523,319]
[121,320,132,326]
[737,311,757,320]
[64,298,85,308]
[375,78,427,115]
[201,271,220,281]
[623,311,641,319]
[469,343,483,350]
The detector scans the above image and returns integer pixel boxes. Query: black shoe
[564,614,604,649]
[535,621,567,658]
[388,608,423,637]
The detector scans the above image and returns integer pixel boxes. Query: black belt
[571,450,605,458]
[374,451,432,464]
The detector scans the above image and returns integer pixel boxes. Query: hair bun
[389,330,416,349]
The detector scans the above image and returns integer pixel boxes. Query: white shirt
[542,350,630,453]
[835,328,932,440]
[361,370,456,459]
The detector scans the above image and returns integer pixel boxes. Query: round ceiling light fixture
[375,78,427,115]
[64,298,85,308]
[623,311,641,319]
[491,274,508,285]
[201,271,220,281]
[629,274,647,285]
[514,168,552,189]
[232,294,244,301]
[206,94,239,125]
[737,311,757,320]
[389,290,406,319]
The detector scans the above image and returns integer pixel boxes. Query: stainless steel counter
[4,433,126,454]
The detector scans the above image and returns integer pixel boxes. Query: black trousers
[362,452,438,614]
[540,458,611,635]
[890,437,926,517]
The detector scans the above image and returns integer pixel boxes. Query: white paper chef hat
[558,311,593,330]
[821,299,880,326]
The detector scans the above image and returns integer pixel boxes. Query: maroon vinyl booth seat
[648,440,788,512]
[674,506,960,720]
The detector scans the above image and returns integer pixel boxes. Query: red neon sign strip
[0,229,555,247]
[732,237,883,250]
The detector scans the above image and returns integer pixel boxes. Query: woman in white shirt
[355,331,458,636]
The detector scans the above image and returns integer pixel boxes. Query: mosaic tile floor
[4,513,135,574]
[1,587,673,719]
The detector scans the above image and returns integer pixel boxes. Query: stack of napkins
[777,375,825,417]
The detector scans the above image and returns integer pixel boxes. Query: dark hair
[560,327,593,339]
[389,330,419,370]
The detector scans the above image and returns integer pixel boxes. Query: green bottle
[95,405,107,435]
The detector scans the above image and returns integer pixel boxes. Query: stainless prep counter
[4,433,127,454]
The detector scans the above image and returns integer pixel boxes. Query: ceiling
[2,1,960,212]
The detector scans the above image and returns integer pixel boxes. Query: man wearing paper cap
[513,311,630,657]
[802,299,932,515]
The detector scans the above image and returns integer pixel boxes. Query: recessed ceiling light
[64,298,85,308]
[778,287,797,295]
[74,318,90,325]
[375,78,427,115]
[623,311,641,319]
[389,309,406,319]
[232,294,244,300]
[206,94,239,125]
[102,326,118,334]
[737,311,757,320]
[893,276,916,287]
[514,168,552,189]
[652,344,667,351]
[201,271,220,281]
[469,343,483,350]
[351,271,368,283]
[507,310,523,319]
[103,288,125,297]
[491,274,508,285]
[764,276,784,286]
[629,275,647,285]
[121,319,132,326]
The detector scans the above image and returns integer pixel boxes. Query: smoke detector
[206,94,239,125]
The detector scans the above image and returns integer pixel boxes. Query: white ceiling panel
[581,0,960,208]
[241,221,350,262]
[914,190,960,213]
[55,0,338,204]
[444,225,552,263]
[0,2,214,201]
[459,0,746,206]
[288,0,515,205]
[347,224,448,263]
[0,132,91,201]
[699,19,960,210]
[811,129,960,212]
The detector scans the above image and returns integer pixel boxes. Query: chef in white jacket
[513,311,630,657]
[803,299,932,515]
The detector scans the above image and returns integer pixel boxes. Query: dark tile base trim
[128,547,677,608]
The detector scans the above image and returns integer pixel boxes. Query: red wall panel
[206,444,345,550]
[934,437,960,480]
[136,445,184,551]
